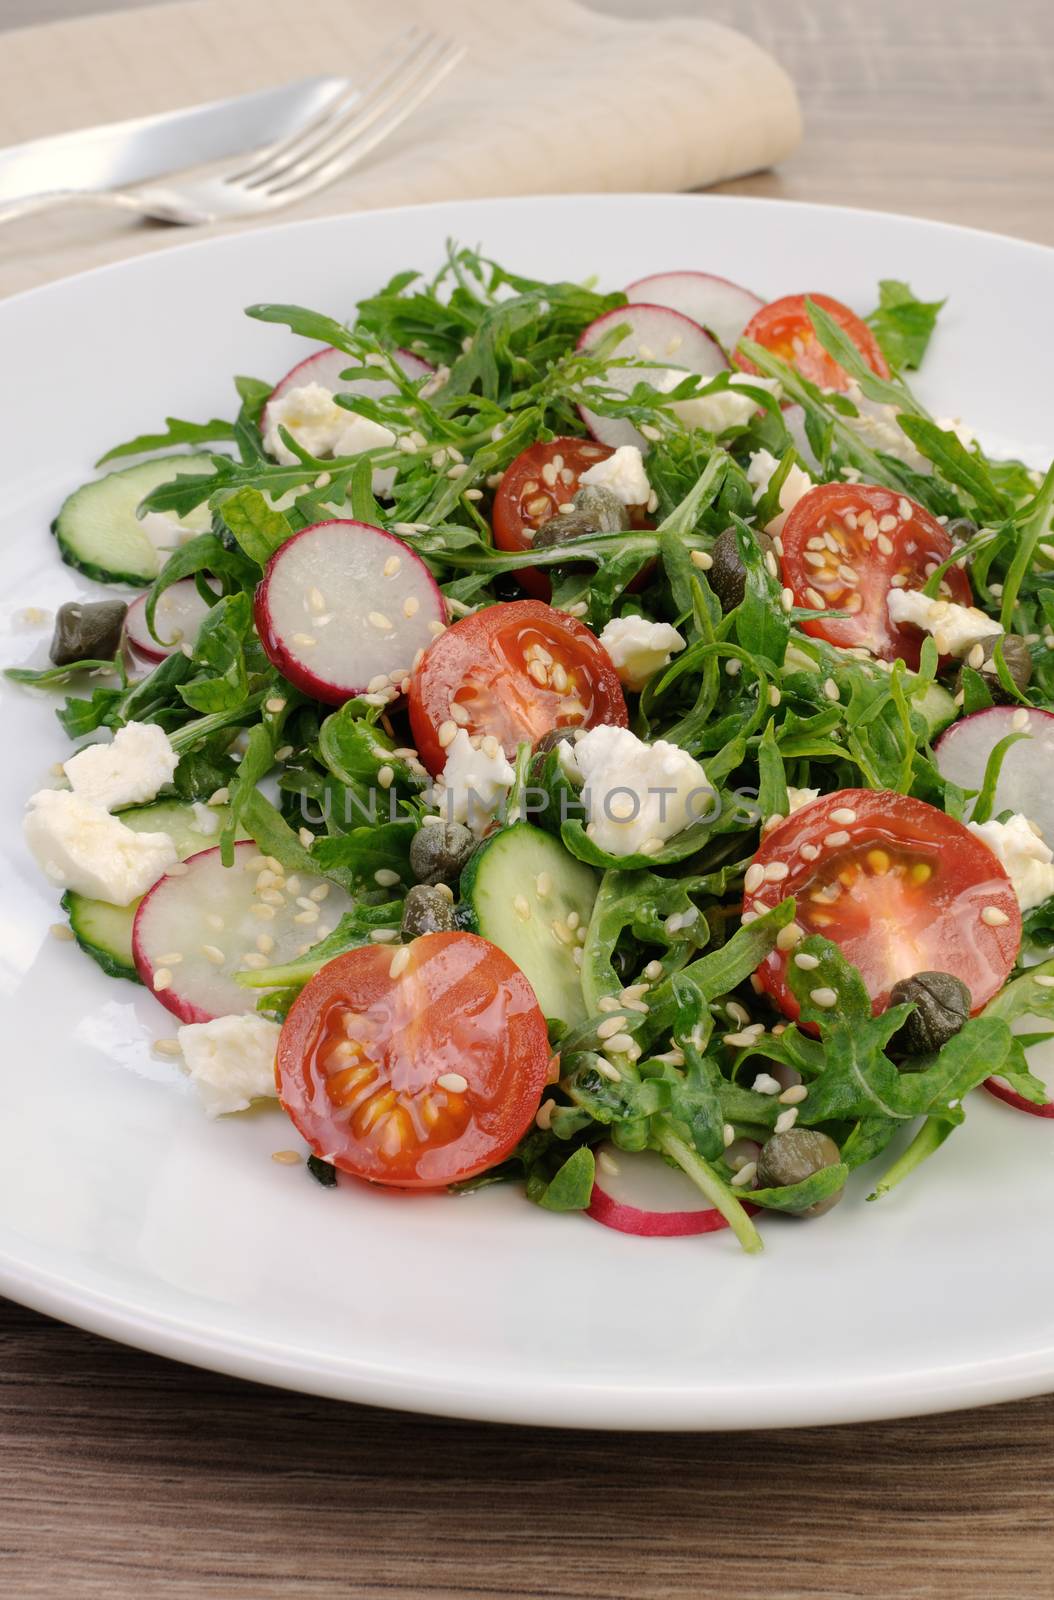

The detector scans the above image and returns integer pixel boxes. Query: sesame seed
[764,861,790,882]
[551,920,573,946]
[723,1030,761,1049]
[389,947,411,979]
[535,1098,555,1131]
[292,632,317,648]
[768,685,782,706]
[744,863,765,893]
[383,555,402,577]
[514,895,531,921]
[596,1016,625,1040]
[370,928,398,943]
[691,549,713,571]
[731,1163,757,1188]
[271,1150,302,1165]
[898,498,913,520]
[368,611,393,631]
[824,830,850,848]
[779,1084,808,1105]
[876,533,894,556]
[152,1038,182,1058]
[829,807,857,825]
[639,837,664,856]
[374,868,400,887]
[764,551,779,579]
[437,1071,469,1093]
[800,842,820,861]
[823,678,839,701]
[293,908,319,925]
[402,596,420,618]
[1034,975,1054,989]
[597,1149,619,1177]
[437,720,458,748]
[805,587,824,609]
[1012,708,1030,731]
[377,765,395,790]
[809,987,838,1008]
[428,620,445,637]
[152,967,173,990]
[780,587,795,611]
[481,734,501,758]
[794,952,820,970]
[208,787,229,806]
[265,697,286,714]
[775,1108,799,1134]
[776,922,803,952]
[598,996,621,1012]
[274,745,294,762]
[299,827,314,848]
[981,906,1010,926]
[252,904,276,921]
[723,1123,736,1147]
[643,960,664,981]
[606,1033,636,1055]
[156,951,183,966]
[202,944,226,966]
[49,922,75,941]
[640,423,662,443]
[594,1057,622,1083]
[725,658,742,677]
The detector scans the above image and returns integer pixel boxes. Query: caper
[956,633,1032,701]
[707,525,774,614]
[532,511,596,550]
[408,821,476,886]
[50,599,127,667]
[534,726,579,756]
[756,1129,844,1217]
[400,883,457,938]
[945,517,979,546]
[888,970,971,1060]
[571,483,630,532]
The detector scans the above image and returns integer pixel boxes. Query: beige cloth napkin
[0,0,800,299]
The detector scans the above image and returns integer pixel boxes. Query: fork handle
[0,188,147,226]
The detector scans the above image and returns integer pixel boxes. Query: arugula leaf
[866,280,945,370]
[96,416,236,465]
[217,487,293,565]
[534,1146,596,1212]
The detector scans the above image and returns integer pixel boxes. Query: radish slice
[254,519,445,705]
[577,303,727,450]
[124,580,216,662]
[985,1074,1054,1118]
[624,271,764,354]
[263,345,434,438]
[133,840,351,1024]
[586,1142,757,1238]
[935,707,1054,839]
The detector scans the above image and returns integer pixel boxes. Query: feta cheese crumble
[177,1013,282,1118]
[430,729,515,836]
[598,615,686,691]
[63,721,178,812]
[264,384,396,491]
[786,786,821,814]
[746,448,815,535]
[886,588,1001,657]
[23,789,177,905]
[570,724,712,857]
[968,813,1054,912]
[578,445,651,506]
[659,371,781,435]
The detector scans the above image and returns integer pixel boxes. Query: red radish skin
[586,1144,758,1238]
[254,519,446,706]
[124,581,215,662]
[984,1078,1054,1118]
[935,707,1054,844]
[133,841,350,1024]
[624,271,765,353]
[576,303,727,450]
[262,345,434,439]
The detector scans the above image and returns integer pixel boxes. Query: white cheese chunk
[598,615,686,691]
[837,380,928,472]
[786,786,821,814]
[936,416,978,449]
[333,412,397,496]
[968,813,1054,912]
[430,729,515,836]
[659,371,781,435]
[745,448,815,535]
[263,382,348,463]
[177,1013,282,1118]
[578,445,651,506]
[63,721,178,812]
[570,724,712,857]
[24,789,177,905]
[886,588,1000,657]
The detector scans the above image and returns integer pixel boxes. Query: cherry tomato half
[779,482,973,666]
[276,932,552,1188]
[492,436,650,599]
[408,598,628,775]
[746,789,1020,1020]
[737,293,890,391]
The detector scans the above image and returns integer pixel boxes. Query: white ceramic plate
[2,195,1052,1431]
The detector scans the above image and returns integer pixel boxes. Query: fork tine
[264,41,464,203]
[225,24,431,187]
[243,31,450,194]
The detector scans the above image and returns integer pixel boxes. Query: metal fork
[0,27,463,228]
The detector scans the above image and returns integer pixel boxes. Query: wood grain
[2,1,1054,1596]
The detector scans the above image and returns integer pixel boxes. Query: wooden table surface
[2,2,1054,1596]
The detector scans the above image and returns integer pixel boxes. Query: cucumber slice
[64,799,234,981]
[460,823,598,1026]
[914,680,957,739]
[52,455,214,586]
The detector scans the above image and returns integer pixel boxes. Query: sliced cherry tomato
[746,789,1020,1020]
[492,435,650,599]
[779,482,972,667]
[409,598,628,774]
[276,932,552,1188]
[737,293,890,391]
